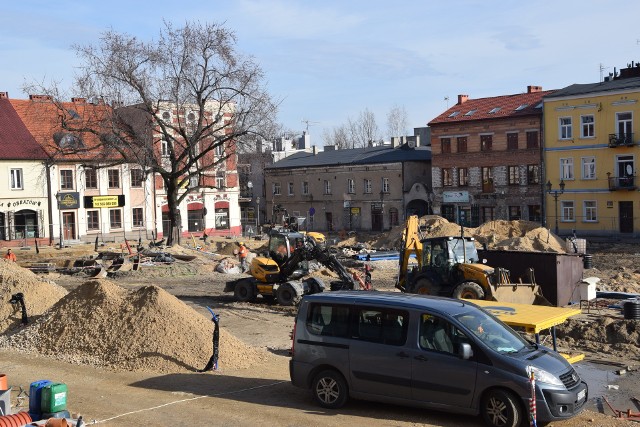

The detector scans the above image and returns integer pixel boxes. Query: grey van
[289,291,587,427]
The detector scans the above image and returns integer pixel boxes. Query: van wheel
[234,280,256,302]
[277,284,301,306]
[453,282,485,300]
[481,389,522,427]
[312,370,348,409]
[413,278,441,296]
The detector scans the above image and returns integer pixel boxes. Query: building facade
[264,141,431,232]
[0,94,49,243]
[428,86,552,226]
[543,64,640,237]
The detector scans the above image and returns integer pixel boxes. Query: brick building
[428,86,554,226]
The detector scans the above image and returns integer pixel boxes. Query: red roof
[428,89,556,125]
[9,96,120,162]
[0,98,48,160]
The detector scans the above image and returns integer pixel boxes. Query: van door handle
[414,355,428,362]
[396,351,411,358]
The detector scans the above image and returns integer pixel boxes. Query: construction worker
[4,248,16,262]
[238,242,248,272]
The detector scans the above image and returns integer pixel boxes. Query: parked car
[289,291,587,427]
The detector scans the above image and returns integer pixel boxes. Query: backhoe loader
[395,215,549,305]
[224,230,358,306]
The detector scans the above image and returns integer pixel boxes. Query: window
[130,169,144,187]
[525,165,539,185]
[324,180,331,195]
[132,208,144,228]
[356,308,408,346]
[582,157,596,180]
[288,182,294,196]
[161,111,171,122]
[480,135,492,151]
[186,112,197,136]
[507,133,518,150]
[161,136,170,157]
[347,179,355,194]
[60,170,74,190]
[108,169,120,189]
[441,138,451,153]
[87,210,99,231]
[109,209,122,229]
[464,109,477,116]
[508,206,521,220]
[561,201,575,222]
[272,182,281,195]
[302,181,309,195]
[581,115,595,138]
[215,143,224,157]
[189,175,199,189]
[364,179,372,194]
[457,136,467,153]
[306,304,350,338]
[419,314,456,353]
[10,169,23,190]
[617,112,633,138]
[482,167,493,191]
[508,166,520,185]
[560,158,574,180]
[528,205,541,222]
[448,111,460,118]
[559,117,572,139]
[488,107,501,114]
[85,169,97,189]
[458,168,469,186]
[442,169,453,186]
[583,201,597,222]
[482,207,495,222]
[515,104,528,111]
[382,177,389,193]
[526,131,539,149]
[216,171,225,189]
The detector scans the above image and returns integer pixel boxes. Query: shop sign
[443,191,469,203]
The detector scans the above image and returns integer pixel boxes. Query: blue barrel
[29,380,52,419]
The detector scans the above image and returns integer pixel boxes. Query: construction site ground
[1,220,640,426]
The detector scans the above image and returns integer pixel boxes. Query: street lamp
[546,180,565,235]
[55,192,63,249]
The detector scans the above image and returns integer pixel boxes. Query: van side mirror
[482,258,487,264]
[459,342,473,360]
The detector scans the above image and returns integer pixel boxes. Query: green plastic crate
[40,383,68,413]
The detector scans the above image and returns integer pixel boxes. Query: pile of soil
[0,279,269,373]
[555,317,640,361]
[0,260,67,333]
[369,216,567,253]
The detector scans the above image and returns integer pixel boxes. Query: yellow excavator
[224,230,359,305]
[395,215,549,305]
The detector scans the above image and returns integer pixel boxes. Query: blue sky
[3,1,640,144]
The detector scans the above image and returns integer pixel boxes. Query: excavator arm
[396,215,423,292]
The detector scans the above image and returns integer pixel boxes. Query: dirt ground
[1,225,639,426]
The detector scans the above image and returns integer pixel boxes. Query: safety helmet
[239,242,245,246]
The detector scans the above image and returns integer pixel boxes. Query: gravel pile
[0,260,67,333]
[0,279,269,373]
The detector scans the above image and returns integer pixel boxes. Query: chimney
[0,92,8,99]
[527,85,542,93]
[457,94,469,105]
[390,137,398,148]
[312,145,318,155]
[29,94,53,102]
[71,97,86,104]
[324,145,336,151]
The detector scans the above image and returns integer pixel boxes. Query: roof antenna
[301,119,319,133]
[444,96,450,109]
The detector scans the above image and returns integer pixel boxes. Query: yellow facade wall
[543,88,640,236]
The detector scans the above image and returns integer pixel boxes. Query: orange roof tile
[0,98,48,160]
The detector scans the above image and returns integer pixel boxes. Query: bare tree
[323,109,380,149]
[48,21,278,245]
[386,105,409,139]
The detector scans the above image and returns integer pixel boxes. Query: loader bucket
[489,284,551,306]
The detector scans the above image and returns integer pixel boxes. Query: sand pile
[0,279,269,373]
[0,260,67,333]
[555,317,640,360]
[371,216,567,253]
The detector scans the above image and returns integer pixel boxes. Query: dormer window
[488,107,501,114]
[515,104,528,111]
[448,111,460,118]
[464,109,477,116]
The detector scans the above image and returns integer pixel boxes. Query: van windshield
[455,309,529,353]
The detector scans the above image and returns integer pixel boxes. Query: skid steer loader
[395,215,549,305]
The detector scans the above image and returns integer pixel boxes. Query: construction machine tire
[453,282,485,300]
[277,283,301,306]
[413,278,441,296]
[234,279,257,303]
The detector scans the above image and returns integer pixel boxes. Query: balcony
[608,133,635,147]
[608,175,637,191]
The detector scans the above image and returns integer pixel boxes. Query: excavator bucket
[488,267,552,306]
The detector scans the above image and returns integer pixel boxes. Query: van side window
[419,314,455,354]
[306,304,349,338]
[354,308,408,346]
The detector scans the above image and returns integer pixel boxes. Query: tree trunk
[165,185,182,246]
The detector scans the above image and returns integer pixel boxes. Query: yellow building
[543,64,640,237]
